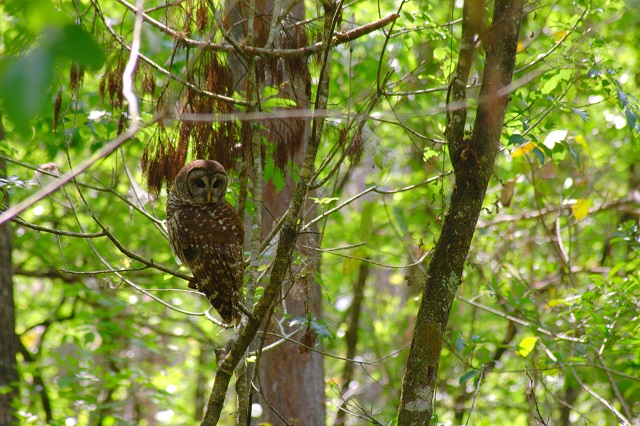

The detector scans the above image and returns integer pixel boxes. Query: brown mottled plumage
[166,160,244,323]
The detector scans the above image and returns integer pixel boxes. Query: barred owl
[166,160,244,323]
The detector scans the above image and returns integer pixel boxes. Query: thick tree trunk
[0,118,19,425]
[222,0,327,422]
[397,1,525,424]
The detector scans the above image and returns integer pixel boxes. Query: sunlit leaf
[423,148,438,160]
[342,247,367,274]
[543,129,568,148]
[553,31,568,42]
[510,142,535,157]
[516,336,538,357]
[575,134,591,156]
[572,198,590,220]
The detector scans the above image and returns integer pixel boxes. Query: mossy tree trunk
[397,0,526,423]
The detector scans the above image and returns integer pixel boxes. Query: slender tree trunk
[397,1,525,424]
[334,261,369,426]
[0,116,19,425]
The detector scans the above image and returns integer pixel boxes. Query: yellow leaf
[517,41,525,53]
[511,142,535,158]
[572,198,590,220]
[516,336,538,357]
[553,31,568,42]
[547,299,565,308]
[575,134,592,156]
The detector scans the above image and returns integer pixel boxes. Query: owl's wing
[168,202,244,323]
[189,240,243,323]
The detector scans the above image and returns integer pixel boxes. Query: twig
[456,295,583,342]
[11,217,106,238]
[303,186,377,230]
[570,366,632,425]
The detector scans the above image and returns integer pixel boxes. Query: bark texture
[0,120,19,425]
[397,1,525,424]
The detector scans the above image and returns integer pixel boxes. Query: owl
[166,160,244,323]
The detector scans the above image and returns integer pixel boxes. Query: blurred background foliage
[1,0,639,424]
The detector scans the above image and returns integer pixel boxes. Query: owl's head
[173,160,228,205]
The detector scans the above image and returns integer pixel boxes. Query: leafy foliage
[1,0,639,424]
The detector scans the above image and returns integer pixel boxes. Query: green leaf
[508,134,528,146]
[50,25,105,70]
[311,197,339,206]
[0,47,54,134]
[310,320,333,339]
[532,146,545,164]
[423,147,438,160]
[459,369,480,384]
[616,85,628,107]
[360,202,374,241]
[516,336,538,357]
[625,106,637,132]
[540,75,560,94]
[561,141,580,167]
[571,107,589,123]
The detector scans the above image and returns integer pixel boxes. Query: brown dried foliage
[69,63,85,91]
[99,51,126,109]
[141,65,156,99]
[53,90,62,133]
[142,4,313,194]
[345,128,364,165]
[143,52,239,194]
[196,1,209,33]
[298,325,317,355]
[141,123,189,194]
[254,14,311,171]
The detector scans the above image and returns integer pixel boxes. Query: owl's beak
[207,190,211,203]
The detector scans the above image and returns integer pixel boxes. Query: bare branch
[115,0,397,58]
[12,217,106,239]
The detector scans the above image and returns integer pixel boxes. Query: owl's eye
[211,179,222,189]
[194,178,206,188]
